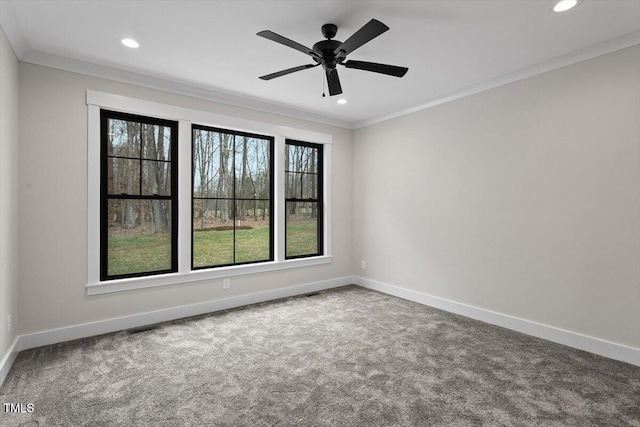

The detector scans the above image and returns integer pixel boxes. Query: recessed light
[120,38,140,48]
[551,0,580,13]
[337,99,348,105]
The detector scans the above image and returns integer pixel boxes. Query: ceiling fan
[257,19,408,96]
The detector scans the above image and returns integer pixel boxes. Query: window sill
[86,256,333,295]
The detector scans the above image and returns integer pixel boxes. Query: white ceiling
[2,0,639,128]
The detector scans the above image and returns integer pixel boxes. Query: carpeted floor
[1,285,639,426]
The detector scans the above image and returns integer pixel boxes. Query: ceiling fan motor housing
[312,39,343,70]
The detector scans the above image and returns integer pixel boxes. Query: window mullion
[323,143,331,257]
[275,136,286,262]
[232,135,237,264]
[139,123,143,195]
[178,120,192,275]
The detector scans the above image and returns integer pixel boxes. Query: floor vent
[128,325,159,334]
[305,292,321,297]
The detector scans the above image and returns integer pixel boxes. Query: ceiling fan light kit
[257,19,408,97]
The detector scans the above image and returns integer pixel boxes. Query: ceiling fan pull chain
[322,70,326,97]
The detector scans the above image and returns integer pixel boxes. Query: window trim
[87,90,332,295]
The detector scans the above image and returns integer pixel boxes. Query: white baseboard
[0,336,19,387]
[16,276,355,353]
[354,276,640,367]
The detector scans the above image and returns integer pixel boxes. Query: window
[285,140,323,258]
[100,110,178,280]
[88,91,332,294]
[192,125,274,268]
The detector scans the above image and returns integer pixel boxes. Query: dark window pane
[285,171,318,200]
[234,137,270,201]
[107,199,172,276]
[107,119,140,157]
[192,213,234,268]
[286,201,319,257]
[255,139,271,200]
[142,160,171,196]
[302,173,318,199]
[235,202,270,263]
[193,129,233,199]
[285,171,292,198]
[143,124,171,161]
[107,158,140,195]
[193,198,227,230]
[285,144,317,173]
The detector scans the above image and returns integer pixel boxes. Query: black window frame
[285,139,324,259]
[191,124,275,269]
[100,109,179,281]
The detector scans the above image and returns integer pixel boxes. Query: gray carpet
[1,285,639,426]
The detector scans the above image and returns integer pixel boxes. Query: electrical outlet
[223,279,230,289]
[360,260,366,270]
[7,314,11,334]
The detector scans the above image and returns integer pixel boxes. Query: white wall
[0,26,19,366]
[353,46,640,350]
[17,63,352,335]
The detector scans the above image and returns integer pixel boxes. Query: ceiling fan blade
[343,60,408,77]
[257,30,320,58]
[333,19,389,56]
[326,69,343,96]
[259,64,319,80]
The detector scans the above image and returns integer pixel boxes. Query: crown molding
[20,50,354,130]
[354,30,640,129]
